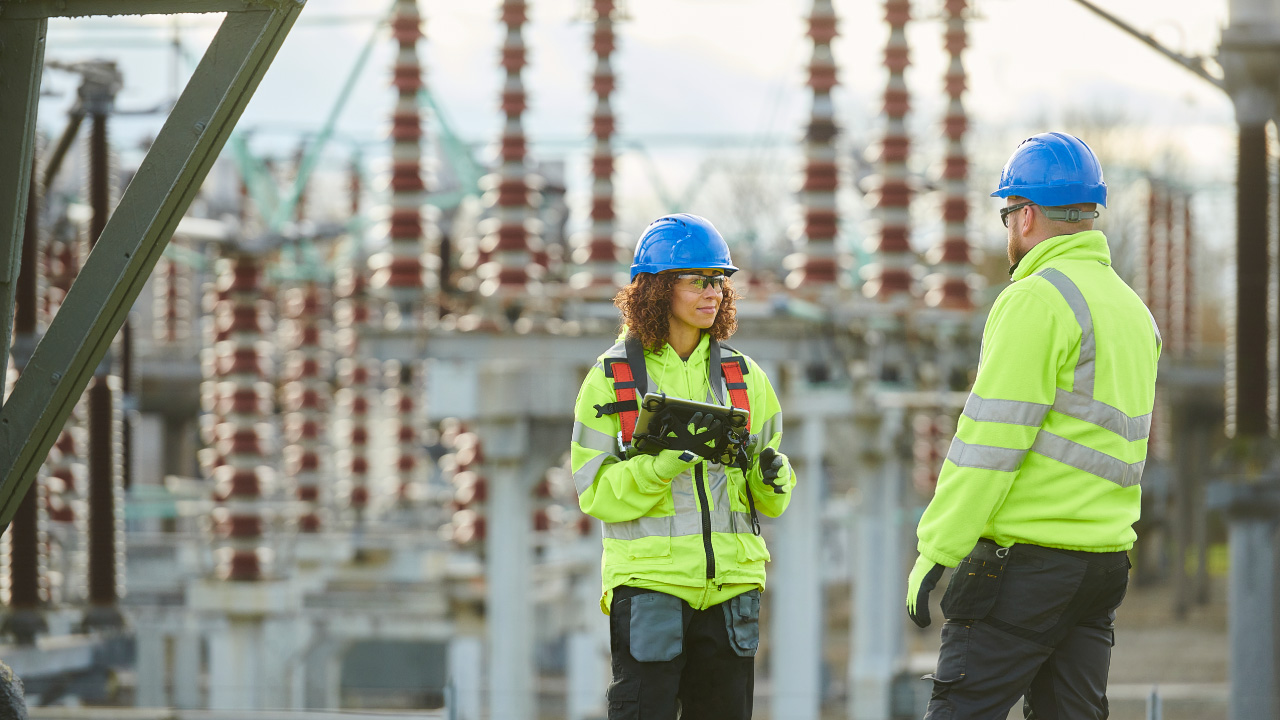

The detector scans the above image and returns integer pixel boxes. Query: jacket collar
[660,332,710,366]
[1011,230,1111,281]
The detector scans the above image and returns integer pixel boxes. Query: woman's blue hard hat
[630,214,738,281]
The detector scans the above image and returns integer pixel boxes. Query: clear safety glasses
[1000,201,1034,228]
[674,274,727,292]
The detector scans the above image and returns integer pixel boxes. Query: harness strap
[602,356,641,444]
[710,339,760,536]
[601,336,754,448]
[719,357,751,427]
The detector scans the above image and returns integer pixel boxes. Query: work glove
[687,411,723,443]
[758,447,789,493]
[651,448,700,480]
[906,554,945,628]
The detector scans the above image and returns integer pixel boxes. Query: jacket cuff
[917,541,963,569]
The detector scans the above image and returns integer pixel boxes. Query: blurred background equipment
[0,0,1268,718]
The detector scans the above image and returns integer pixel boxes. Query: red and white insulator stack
[41,231,78,322]
[40,233,85,604]
[531,476,555,534]
[473,0,543,310]
[152,253,192,343]
[923,0,975,310]
[862,0,915,303]
[1141,183,1195,358]
[369,0,435,319]
[532,459,590,538]
[279,283,329,533]
[382,360,423,507]
[1175,192,1195,356]
[333,263,373,518]
[788,0,842,294]
[44,431,83,529]
[1142,182,1170,337]
[334,359,373,518]
[572,0,626,297]
[448,427,487,548]
[202,252,275,582]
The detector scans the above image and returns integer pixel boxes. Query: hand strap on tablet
[597,334,752,454]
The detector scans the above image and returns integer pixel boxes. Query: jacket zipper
[694,463,715,579]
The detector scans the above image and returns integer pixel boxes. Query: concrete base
[188,577,300,615]
[188,579,303,711]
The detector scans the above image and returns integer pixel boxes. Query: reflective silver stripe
[572,421,617,454]
[671,467,697,516]
[1035,268,1095,397]
[962,393,1050,427]
[1146,306,1163,352]
[602,508,757,541]
[758,412,782,447]
[945,437,1028,473]
[1032,432,1145,488]
[1053,389,1152,442]
[707,465,731,530]
[573,452,612,495]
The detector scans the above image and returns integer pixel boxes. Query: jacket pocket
[606,677,641,720]
[921,620,971,720]
[629,592,684,662]
[626,535,673,564]
[722,590,760,657]
[940,555,1004,621]
[925,620,970,685]
[988,547,1087,633]
[736,533,770,563]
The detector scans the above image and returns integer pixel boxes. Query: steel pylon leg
[0,1,306,532]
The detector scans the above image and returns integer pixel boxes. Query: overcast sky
[37,0,1238,269]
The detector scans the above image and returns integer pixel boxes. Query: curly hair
[613,273,739,353]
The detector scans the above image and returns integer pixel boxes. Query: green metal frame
[0,17,49,402]
[0,0,305,532]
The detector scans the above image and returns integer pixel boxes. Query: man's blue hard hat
[991,132,1108,208]
[629,213,738,281]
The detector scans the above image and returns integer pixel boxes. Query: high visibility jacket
[572,333,794,614]
[917,230,1161,567]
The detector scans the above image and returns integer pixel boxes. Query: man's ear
[1018,202,1035,234]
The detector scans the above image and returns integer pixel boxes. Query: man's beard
[1006,228,1023,276]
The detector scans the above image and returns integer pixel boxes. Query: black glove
[758,447,788,493]
[906,555,945,628]
[688,412,723,437]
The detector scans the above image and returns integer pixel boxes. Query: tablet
[632,392,749,460]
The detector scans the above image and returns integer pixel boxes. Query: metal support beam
[0,17,48,408]
[1072,0,1225,91]
[1,0,276,20]
[0,1,305,532]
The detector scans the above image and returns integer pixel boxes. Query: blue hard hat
[629,213,738,281]
[991,132,1107,208]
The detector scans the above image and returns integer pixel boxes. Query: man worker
[905,132,1161,719]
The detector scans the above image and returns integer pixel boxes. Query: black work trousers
[924,540,1131,720]
[607,585,758,720]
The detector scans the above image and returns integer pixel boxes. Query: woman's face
[668,270,726,333]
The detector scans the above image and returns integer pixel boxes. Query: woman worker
[570,213,796,719]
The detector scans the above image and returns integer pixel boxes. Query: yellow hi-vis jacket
[917,230,1161,567]
[572,333,794,614]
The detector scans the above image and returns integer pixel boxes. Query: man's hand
[758,447,789,493]
[906,554,945,628]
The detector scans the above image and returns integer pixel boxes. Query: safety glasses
[1000,201,1034,228]
[675,274,727,291]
